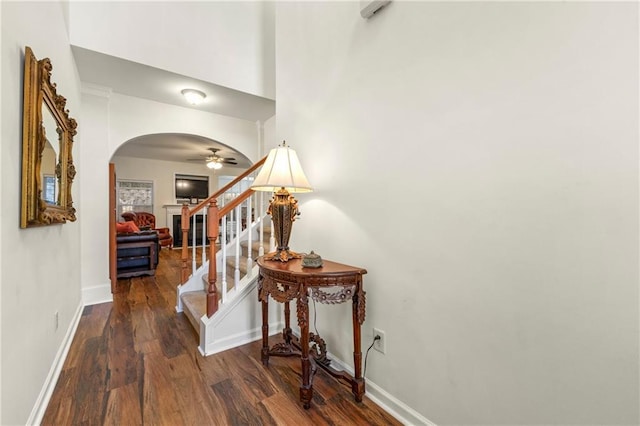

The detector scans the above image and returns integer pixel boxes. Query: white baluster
[201,208,207,265]
[269,193,276,252]
[246,195,253,277]
[234,204,241,285]
[231,207,236,240]
[258,191,265,257]
[191,214,196,274]
[221,202,228,304]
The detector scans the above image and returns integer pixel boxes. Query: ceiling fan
[188,148,237,170]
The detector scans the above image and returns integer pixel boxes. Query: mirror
[21,46,77,228]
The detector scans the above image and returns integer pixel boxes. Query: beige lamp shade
[251,143,313,193]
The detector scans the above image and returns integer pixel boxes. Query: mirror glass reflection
[41,104,59,205]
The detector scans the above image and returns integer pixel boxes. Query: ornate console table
[257,257,367,409]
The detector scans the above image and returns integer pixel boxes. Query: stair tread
[226,256,256,275]
[226,257,248,267]
[240,240,268,251]
[182,291,206,311]
[181,290,206,331]
[201,272,237,291]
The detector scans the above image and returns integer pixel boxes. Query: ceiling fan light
[207,160,222,170]
[181,88,206,105]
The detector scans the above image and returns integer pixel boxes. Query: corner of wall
[0,1,4,422]
[82,282,113,306]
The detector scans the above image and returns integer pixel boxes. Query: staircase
[179,224,271,343]
[174,156,283,356]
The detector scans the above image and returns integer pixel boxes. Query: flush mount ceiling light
[181,88,206,105]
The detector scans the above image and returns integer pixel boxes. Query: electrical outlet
[373,327,386,354]
[54,311,59,331]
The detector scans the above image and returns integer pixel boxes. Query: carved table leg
[261,294,269,366]
[351,283,365,402]
[297,290,313,409]
[283,301,292,344]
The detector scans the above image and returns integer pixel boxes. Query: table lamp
[251,141,313,262]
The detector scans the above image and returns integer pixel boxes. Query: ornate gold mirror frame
[21,46,77,228]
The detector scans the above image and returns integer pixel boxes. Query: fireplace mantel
[163,204,205,246]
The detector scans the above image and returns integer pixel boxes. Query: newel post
[180,203,190,284]
[207,200,220,317]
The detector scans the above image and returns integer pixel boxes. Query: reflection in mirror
[21,46,77,228]
[41,104,59,205]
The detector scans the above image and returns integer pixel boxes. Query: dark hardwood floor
[42,248,401,425]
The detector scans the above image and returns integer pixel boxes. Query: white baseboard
[200,322,284,357]
[82,282,113,306]
[26,302,84,426]
[290,330,436,426]
[363,378,437,426]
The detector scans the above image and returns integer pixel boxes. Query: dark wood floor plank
[211,378,277,426]
[41,396,74,426]
[166,353,222,425]
[42,249,402,426]
[141,351,185,424]
[129,280,158,353]
[63,304,111,370]
[41,368,75,425]
[70,335,109,425]
[137,338,163,355]
[195,344,234,385]
[106,296,138,391]
[142,277,187,359]
[261,392,327,426]
[219,348,279,404]
[103,382,142,426]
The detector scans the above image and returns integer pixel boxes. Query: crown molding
[81,82,112,98]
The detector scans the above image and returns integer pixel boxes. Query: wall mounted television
[175,174,209,200]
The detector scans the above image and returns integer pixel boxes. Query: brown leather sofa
[121,211,173,248]
[116,230,159,278]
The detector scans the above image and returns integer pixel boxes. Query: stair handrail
[188,157,266,217]
[180,155,267,318]
[218,189,255,218]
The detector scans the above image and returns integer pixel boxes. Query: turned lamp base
[265,187,301,263]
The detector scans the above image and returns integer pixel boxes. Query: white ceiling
[72,46,274,168]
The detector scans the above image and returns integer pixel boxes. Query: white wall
[68,1,275,99]
[79,86,112,304]
[108,93,260,163]
[1,2,82,424]
[277,2,639,424]
[263,115,276,154]
[80,92,261,304]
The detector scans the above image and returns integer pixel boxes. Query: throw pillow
[127,220,141,233]
[116,221,140,233]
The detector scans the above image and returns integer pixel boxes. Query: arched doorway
[109,133,253,292]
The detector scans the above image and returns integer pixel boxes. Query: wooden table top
[257,257,367,277]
